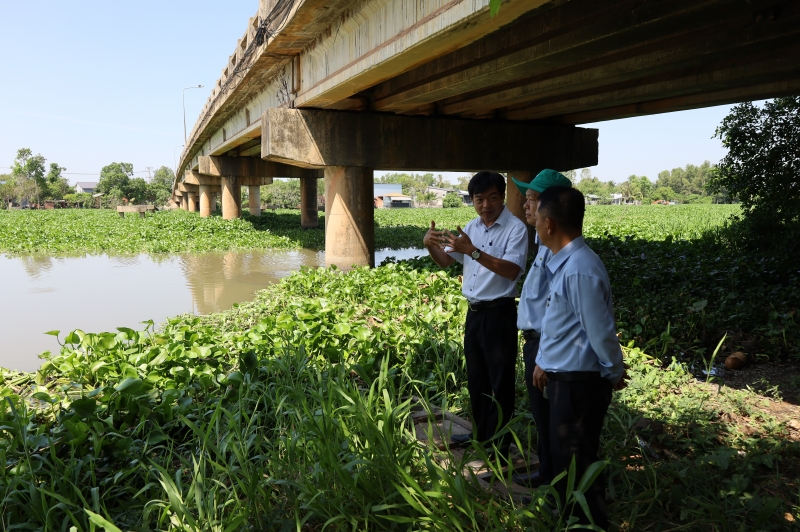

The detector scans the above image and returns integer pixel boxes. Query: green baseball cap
[512,169,572,195]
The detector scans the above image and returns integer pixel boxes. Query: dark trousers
[523,338,553,482]
[463,301,518,444]
[547,378,612,529]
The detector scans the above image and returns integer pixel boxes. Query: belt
[522,330,540,342]
[546,371,601,382]
[467,297,515,312]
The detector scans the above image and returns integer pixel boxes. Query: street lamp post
[183,85,204,143]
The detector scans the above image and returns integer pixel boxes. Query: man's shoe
[450,433,472,446]
[513,470,546,488]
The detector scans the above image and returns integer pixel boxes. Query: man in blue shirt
[532,186,626,529]
[510,169,573,489]
[423,172,528,450]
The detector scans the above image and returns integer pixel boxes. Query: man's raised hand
[423,220,445,250]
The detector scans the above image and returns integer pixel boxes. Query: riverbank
[1,259,797,530]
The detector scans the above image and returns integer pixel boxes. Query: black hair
[468,171,505,198]
[538,186,585,233]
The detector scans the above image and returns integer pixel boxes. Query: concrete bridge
[174,0,800,268]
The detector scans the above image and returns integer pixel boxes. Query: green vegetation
[573,161,727,205]
[3,148,72,205]
[443,191,464,208]
[0,210,298,254]
[1,258,797,530]
[97,163,174,206]
[710,96,800,242]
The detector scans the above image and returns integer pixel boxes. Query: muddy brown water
[0,248,425,372]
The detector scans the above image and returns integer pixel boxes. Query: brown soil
[723,360,800,405]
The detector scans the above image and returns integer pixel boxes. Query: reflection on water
[0,248,425,371]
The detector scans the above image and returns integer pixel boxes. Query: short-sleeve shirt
[451,206,528,302]
[517,233,551,332]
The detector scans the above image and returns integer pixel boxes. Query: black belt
[546,371,601,382]
[467,297,515,312]
[522,330,540,342]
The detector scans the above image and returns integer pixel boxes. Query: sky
[1,1,733,186]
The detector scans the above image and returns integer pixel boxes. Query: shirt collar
[478,205,510,229]
[546,235,586,275]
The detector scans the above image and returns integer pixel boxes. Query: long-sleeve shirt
[517,233,551,332]
[451,206,528,303]
[537,236,624,384]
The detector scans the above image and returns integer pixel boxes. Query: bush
[442,192,463,208]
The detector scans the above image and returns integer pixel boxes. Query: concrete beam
[198,155,322,179]
[177,182,199,194]
[261,108,597,171]
[185,170,272,187]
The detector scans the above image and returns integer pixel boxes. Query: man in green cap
[510,169,573,488]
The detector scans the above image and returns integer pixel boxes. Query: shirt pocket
[542,295,571,340]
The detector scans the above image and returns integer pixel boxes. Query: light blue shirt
[451,206,528,302]
[537,236,624,383]
[517,233,551,332]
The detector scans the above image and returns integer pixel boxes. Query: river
[0,248,425,372]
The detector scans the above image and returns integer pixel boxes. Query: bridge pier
[324,166,374,268]
[221,177,241,220]
[199,185,214,217]
[300,178,318,228]
[248,185,261,216]
[180,195,188,211]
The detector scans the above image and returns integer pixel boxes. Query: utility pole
[145,167,153,180]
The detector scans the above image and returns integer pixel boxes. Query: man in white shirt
[423,172,528,451]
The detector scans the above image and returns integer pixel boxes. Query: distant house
[610,193,624,205]
[374,183,403,197]
[425,186,472,207]
[585,194,601,205]
[375,194,413,208]
[374,183,412,208]
[75,182,98,194]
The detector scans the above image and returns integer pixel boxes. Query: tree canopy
[709,97,800,237]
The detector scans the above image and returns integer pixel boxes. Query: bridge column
[248,185,261,216]
[199,185,214,217]
[180,195,188,211]
[507,170,540,252]
[300,177,318,228]
[221,177,241,220]
[324,166,374,269]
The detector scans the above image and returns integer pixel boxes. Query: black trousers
[546,378,612,530]
[463,301,518,444]
[522,338,553,483]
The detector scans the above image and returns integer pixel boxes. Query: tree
[11,148,47,204]
[97,162,134,201]
[443,192,463,208]
[0,174,15,207]
[456,174,472,191]
[651,186,676,201]
[43,163,73,200]
[262,179,301,208]
[127,178,149,204]
[709,97,800,236]
[147,166,175,205]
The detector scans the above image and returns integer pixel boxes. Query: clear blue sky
[1,1,733,185]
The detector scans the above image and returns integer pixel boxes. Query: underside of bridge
[174,0,800,269]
